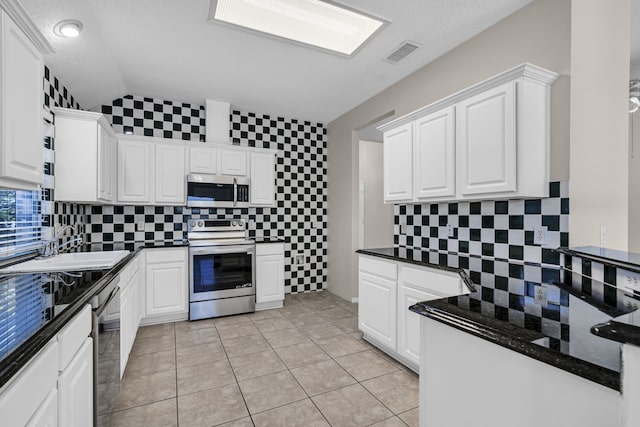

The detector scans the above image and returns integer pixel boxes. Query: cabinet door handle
[233,177,238,207]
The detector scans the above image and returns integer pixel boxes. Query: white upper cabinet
[117,135,186,206]
[414,106,456,200]
[379,63,558,203]
[220,149,247,176]
[188,146,218,174]
[53,108,117,203]
[0,10,44,189]
[250,151,275,206]
[383,122,413,203]
[117,138,153,204]
[155,143,185,204]
[456,81,516,196]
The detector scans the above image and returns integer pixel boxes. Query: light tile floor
[100,291,419,427]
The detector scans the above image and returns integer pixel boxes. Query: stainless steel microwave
[187,174,250,208]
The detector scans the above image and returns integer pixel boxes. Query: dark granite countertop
[358,246,640,391]
[0,240,186,389]
[557,246,640,275]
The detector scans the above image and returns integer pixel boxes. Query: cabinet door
[0,341,58,427]
[250,152,275,206]
[414,107,456,200]
[58,338,93,427]
[456,81,517,196]
[117,139,152,203]
[97,125,115,202]
[155,144,186,204]
[358,271,397,351]
[145,261,187,317]
[0,11,44,185]
[119,286,131,378]
[383,123,413,203]
[397,283,442,368]
[256,254,284,303]
[220,150,247,176]
[189,146,218,174]
[26,389,57,427]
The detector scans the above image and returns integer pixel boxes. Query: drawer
[359,255,397,281]
[146,247,187,264]
[0,340,58,427]
[57,304,92,371]
[256,243,284,256]
[399,264,461,297]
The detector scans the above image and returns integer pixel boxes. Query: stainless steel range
[187,219,255,320]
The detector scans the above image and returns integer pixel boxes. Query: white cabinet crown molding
[377,63,558,133]
[0,0,53,54]
[52,107,115,137]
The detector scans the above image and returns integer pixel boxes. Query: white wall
[327,0,571,301]
[359,140,394,249]
[570,0,631,250]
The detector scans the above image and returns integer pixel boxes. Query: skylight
[210,0,386,56]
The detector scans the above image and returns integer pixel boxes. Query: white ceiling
[21,0,539,123]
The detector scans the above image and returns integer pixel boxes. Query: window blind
[0,274,47,361]
[0,190,42,260]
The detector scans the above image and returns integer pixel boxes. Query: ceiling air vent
[385,41,420,64]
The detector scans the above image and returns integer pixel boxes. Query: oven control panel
[188,219,246,232]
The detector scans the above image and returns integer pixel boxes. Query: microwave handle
[233,177,237,207]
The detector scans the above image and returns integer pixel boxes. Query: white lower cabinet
[358,255,467,371]
[143,248,188,323]
[0,341,58,427]
[58,338,93,427]
[255,243,285,310]
[0,305,94,427]
[26,389,57,427]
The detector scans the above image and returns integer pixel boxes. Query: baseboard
[255,300,284,311]
[139,312,188,326]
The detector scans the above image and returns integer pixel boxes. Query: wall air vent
[385,41,420,64]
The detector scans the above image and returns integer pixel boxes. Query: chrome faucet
[39,225,83,257]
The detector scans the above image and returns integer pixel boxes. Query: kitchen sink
[0,250,130,273]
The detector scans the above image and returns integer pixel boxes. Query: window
[0,189,42,260]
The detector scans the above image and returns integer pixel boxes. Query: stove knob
[231,220,238,226]
[238,220,244,227]
[189,221,196,228]
[198,220,204,227]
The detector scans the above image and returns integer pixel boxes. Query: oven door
[189,244,255,302]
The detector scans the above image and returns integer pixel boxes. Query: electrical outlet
[534,285,548,305]
[248,220,256,230]
[136,222,144,232]
[400,224,407,235]
[621,270,640,293]
[295,254,304,265]
[600,226,607,245]
[533,225,548,245]
[446,224,455,237]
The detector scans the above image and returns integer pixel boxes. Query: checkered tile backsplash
[395,181,570,266]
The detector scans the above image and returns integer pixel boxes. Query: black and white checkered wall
[100,95,206,141]
[42,66,88,248]
[88,102,327,295]
[395,181,570,267]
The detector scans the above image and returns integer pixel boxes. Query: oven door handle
[233,177,237,207]
[189,246,255,256]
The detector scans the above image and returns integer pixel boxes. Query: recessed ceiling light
[53,20,83,38]
[209,0,386,56]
